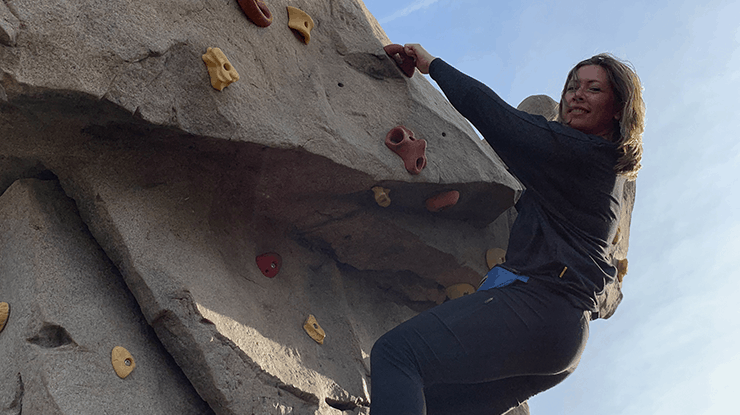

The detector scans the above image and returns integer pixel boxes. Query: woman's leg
[424,367,576,415]
[370,279,589,415]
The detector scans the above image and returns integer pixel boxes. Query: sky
[362,0,740,414]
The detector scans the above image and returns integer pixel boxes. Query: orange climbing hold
[425,190,460,212]
[202,47,240,91]
[238,0,273,27]
[287,6,315,44]
[303,315,326,344]
[383,44,415,78]
[256,253,282,278]
[486,248,506,269]
[372,186,391,207]
[0,302,9,335]
[446,283,476,300]
[111,346,136,379]
[616,258,628,283]
[385,126,427,175]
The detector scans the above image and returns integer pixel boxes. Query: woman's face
[562,65,621,140]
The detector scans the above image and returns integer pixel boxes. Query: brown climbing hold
[287,6,315,44]
[383,44,415,78]
[256,253,282,278]
[111,346,136,379]
[425,190,460,212]
[616,258,628,283]
[202,47,240,91]
[486,248,506,269]
[446,283,476,300]
[385,126,427,175]
[0,302,9,335]
[238,0,273,27]
[303,315,325,345]
[372,186,391,207]
[612,227,621,245]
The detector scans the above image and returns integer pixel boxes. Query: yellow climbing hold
[0,302,9,335]
[303,314,325,345]
[486,248,506,269]
[202,47,240,91]
[616,258,628,283]
[287,6,315,44]
[372,186,391,208]
[446,283,476,300]
[111,346,136,379]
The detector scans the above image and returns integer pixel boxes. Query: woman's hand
[404,44,435,74]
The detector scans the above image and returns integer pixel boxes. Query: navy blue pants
[370,279,590,414]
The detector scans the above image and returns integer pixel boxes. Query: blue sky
[362,0,740,413]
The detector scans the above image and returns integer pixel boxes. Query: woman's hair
[555,53,645,181]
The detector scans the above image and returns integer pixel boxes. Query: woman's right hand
[404,44,435,74]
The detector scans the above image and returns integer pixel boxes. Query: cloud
[378,0,441,24]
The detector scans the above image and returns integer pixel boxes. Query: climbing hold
[202,47,240,91]
[372,186,391,207]
[612,227,621,245]
[425,190,460,212]
[446,283,476,300]
[303,315,325,345]
[385,126,427,175]
[256,253,282,278]
[486,248,506,269]
[0,302,9,335]
[111,346,136,379]
[616,258,628,283]
[383,44,415,78]
[238,0,273,27]
[287,6,315,44]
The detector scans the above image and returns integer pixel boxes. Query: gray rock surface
[0,178,213,414]
[0,0,631,414]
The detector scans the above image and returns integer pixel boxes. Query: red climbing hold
[385,126,427,175]
[238,0,273,27]
[426,190,460,212]
[256,253,282,278]
[383,44,415,78]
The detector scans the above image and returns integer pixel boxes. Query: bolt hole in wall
[442,132,446,137]
[338,82,344,87]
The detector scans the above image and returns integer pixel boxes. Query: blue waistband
[477,267,530,291]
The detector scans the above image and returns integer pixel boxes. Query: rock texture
[0,1,632,414]
[0,179,213,414]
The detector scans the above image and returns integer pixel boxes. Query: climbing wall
[0,1,630,414]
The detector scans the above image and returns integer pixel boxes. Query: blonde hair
[556,53,645,181]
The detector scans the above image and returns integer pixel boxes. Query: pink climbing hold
[385,126,427,175]
[383,44,415,78]
[426,190,460,212]
[238,0,273,27]
[256,253,282,278]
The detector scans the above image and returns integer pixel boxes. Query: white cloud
[378,0,441,24]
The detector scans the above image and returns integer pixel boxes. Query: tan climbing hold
[372,186,391,207]
[612,227,621,245]
[111,346,136,379]
[287,6,314,44]
[486,248,506,269]
[446,283,476,300]
[303,314,325,345]
[616,258,628,283]
[202,47,240,91]
[0,302,9,335]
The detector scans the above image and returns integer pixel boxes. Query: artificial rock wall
[0,1,632,414]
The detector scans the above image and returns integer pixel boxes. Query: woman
[370,45,645,415]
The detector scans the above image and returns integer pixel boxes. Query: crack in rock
[26,322,77,349]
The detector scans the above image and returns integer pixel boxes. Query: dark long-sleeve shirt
[430,59,624,312]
